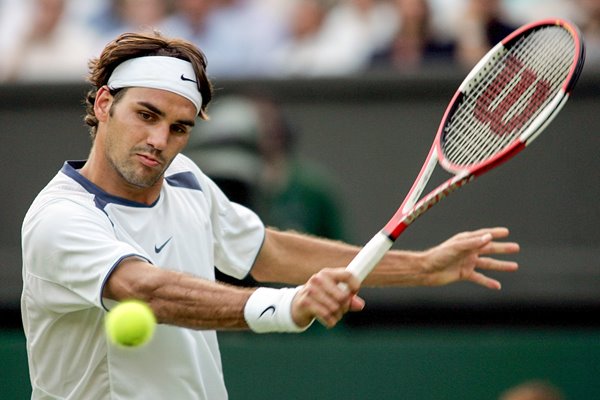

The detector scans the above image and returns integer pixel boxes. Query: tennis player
[21,32,519,399]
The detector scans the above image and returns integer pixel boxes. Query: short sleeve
[205,179,265,279]
[22,199,146,312]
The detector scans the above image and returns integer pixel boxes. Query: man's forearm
[251,228,426,287]
[104,258,253,330]
[250,228,357,284]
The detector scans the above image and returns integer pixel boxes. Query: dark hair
[84,31,213,139]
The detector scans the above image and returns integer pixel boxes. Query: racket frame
[345,18,585,283]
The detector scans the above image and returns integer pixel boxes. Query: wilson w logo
[474,55,551,135]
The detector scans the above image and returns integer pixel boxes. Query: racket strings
[446,32,560,162]
[442,26,575,168]
[467,29,572,159]
[445,28,572,165]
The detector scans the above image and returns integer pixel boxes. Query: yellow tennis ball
[105,300,156,347]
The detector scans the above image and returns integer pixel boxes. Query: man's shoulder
[24,164,98,223]
[164,154,205,191]
[42,163,95,201]
[166,153,199,174]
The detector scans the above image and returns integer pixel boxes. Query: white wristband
[244,286,312,333]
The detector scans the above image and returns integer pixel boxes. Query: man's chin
[121,169,163,189]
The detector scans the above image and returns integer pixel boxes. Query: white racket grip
[346,231,394,283]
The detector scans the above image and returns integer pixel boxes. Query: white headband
[107,56,202,115]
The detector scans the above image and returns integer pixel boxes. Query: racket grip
[346,231,394,283]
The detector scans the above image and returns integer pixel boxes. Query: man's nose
[146,125,169,150]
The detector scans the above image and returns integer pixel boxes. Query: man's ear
[94,86,114,123]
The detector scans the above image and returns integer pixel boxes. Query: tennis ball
[105,300,156,347]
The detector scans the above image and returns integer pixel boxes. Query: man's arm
[251,227,519,289]
[103,226,518,332]
[103,259,254,330]
[102,256,362,331]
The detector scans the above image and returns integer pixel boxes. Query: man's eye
[139,111,153,120]
[172,125,187,134]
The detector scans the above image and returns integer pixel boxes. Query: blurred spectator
[454,0,517,68]
[426,0,466,38]
[575,0,600,67]
[274,0,382,77]
[164,0,285,77]
[498,380,564,400]
[159,0,215,55]
[0,0,99,82]
[318,0,398,73]
[274,0,396,77]
[185,95,263,207]
[502,0,576,25]
[93,0,172,46]
[255,0,298,21]
[186,93,348,240]
[272,0,397,76]
[252,94,348,241]
[369,0,457,72]
[270,0,335,76]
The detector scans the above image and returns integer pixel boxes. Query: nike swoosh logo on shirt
[259,305,276,318]
[154,237,173,253]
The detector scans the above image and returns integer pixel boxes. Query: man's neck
[79,154,162,206]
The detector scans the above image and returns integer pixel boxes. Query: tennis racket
[346,18,585,283]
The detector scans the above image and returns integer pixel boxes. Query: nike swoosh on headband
[180,74,197,84]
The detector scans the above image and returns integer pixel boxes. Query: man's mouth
[136,153,162,168]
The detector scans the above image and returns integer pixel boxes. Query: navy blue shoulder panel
[61,161,159,209]
[61,162,202,211]
[165,171,203,191]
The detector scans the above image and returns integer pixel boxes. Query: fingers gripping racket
[346,19,585,283]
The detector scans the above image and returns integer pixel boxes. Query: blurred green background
[3,327,600,399]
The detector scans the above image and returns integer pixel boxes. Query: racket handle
[346,231,394,283]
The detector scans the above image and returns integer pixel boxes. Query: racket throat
[385,174,474,241]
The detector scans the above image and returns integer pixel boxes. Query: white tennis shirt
[21,154,265,399]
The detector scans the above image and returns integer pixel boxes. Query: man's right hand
[291,268,365,328]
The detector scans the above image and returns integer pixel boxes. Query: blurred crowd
[185,93,349,241]
[0,0,597,82]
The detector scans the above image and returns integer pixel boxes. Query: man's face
[101,87,197,190]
